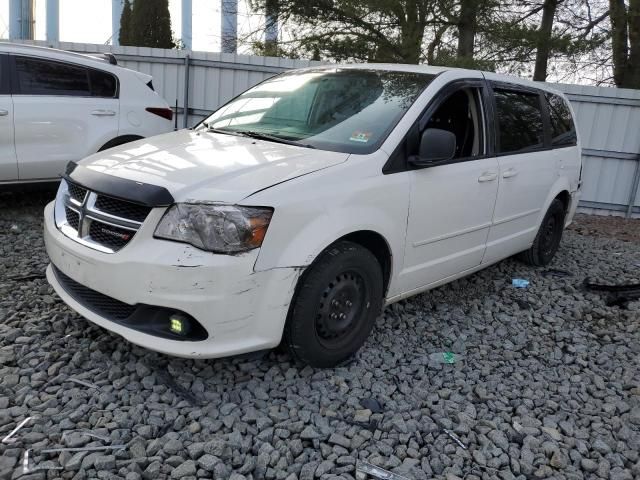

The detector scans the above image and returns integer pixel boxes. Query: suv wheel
[519,199,566,266]
[283,241,384,368]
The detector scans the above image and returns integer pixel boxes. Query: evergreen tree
[119,0,133,46]
[130,0,175,49]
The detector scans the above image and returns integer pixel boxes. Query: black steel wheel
[315,270,367,349]
[283,241,384,368]
[519,199,566,266]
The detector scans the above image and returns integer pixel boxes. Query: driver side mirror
[409,128,456,167]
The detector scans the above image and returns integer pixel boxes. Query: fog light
[169,314,189,335]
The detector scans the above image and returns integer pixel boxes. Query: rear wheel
[283,241,383,368]
[519,198,566,266]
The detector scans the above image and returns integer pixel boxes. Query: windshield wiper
[203,125,241,136]
[236,130,316,149]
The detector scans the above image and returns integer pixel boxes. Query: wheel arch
[98,135,144,152]
[537,177,572,227]
[285,230,394,299]
[334,230,393,296]
[555,190,571,214]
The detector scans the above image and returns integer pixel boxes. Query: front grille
[88,221,132,249]
[53,265,136,320]
[57,180,152,253]
[65,207,80,231]
[68,183,87,203]
[95,195,151,223]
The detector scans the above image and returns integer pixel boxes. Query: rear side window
[16,57,90,96]
[494,89,544,153]
[546,93,576,146]
[89,69,117,97]
[14,57,118,98]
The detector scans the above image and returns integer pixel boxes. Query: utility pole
[46,0,59,43]
[9,0,35,41]
[182,0,192,50]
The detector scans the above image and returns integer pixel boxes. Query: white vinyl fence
[10,40,640,218]
[550,83,640,218]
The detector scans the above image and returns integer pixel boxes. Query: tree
[610,0,640,88]
[264,0,279,56]
[473,0,609,82]
[533,0,560,80]
[246,0,637,88]
[129,0,175,49]
[119,0,134,46]
[248,0,500,66]
[456,0,479,62]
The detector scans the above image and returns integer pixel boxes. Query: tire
[283,241,384,368]
[519,199,566,266]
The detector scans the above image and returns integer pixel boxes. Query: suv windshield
[200,69,436,154]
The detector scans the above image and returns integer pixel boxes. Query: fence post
[183,55,191,129]
[626,156,640,218]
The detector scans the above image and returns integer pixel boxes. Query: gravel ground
[0,190,639,480]
[568,214,640,244]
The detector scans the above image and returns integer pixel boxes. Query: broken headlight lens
[154,204,273,254]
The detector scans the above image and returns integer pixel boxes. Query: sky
[0,0,261,52]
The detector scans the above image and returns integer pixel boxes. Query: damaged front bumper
[43,201,300,358]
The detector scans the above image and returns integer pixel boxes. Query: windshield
[199,69,436,154]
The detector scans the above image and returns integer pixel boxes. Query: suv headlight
[154,204,273,254]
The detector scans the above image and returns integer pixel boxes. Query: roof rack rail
[103,53,118,65]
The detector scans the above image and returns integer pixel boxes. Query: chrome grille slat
[55,180,152,253]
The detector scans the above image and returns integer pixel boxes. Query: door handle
[91,109,116,116]
[478,172,498,182]
[0,109,8,117]
[503,168,518,179]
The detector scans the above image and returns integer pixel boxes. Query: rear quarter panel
[116,68,173,138]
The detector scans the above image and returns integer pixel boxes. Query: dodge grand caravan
[44,65,581,367]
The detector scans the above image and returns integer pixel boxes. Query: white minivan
[44,65,581,367]
[0,43,173,184]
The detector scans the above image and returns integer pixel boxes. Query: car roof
[0,42,117,70]
[293,63,567,97]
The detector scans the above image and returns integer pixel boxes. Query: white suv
[0,43,173,184]
[44,65,582,367]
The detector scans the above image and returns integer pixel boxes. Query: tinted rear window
[494,89,544,153]
[16,57,90,96]
[546,93,577,146]
[90,69,118,97]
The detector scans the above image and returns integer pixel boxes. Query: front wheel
[283,241,384,368]
[519,198,566,266]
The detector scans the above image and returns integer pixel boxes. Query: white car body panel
[0,94,17,180]
[43,63,582,359]
[79,130,349,203]
[0,42,173,183]
[13,95,120,180]
[44,202,299,357]
[249,150,408,296]
[400,157,500,291]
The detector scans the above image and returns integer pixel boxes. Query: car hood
[78,129,349,203]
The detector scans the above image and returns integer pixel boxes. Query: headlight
[154,203,273,254]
